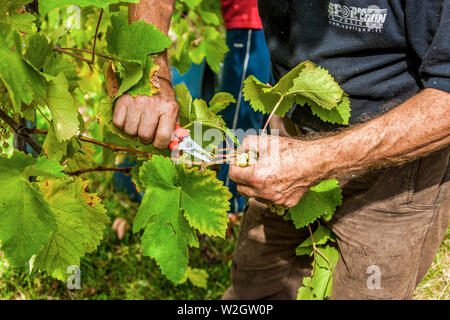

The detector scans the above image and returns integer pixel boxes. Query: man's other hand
[229,135,327,208]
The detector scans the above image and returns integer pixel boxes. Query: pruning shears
[169,124,211,163]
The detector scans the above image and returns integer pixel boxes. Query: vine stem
[308,224,333,275]
[308,224,318,276]
[262,95,284,132]
[30,128,226,167]
[59,47,114,61]
[53,8,104,65]
[67,166,134,176]
[0,109,42,155]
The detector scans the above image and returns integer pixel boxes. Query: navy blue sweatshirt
[258,0,450,131]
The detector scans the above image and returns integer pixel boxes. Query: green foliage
[133,156,231,283]
[189,26,228,73]
[33,177,110,280]
[243,61,349,299]
[0,152,57,267]
[180,267,210,289]
[175,83,237,146]
[46,73,81,141]
[209,92,236,114]
[171,0,228,74]
[296,245,340,300]
[243,61,351,124]
[39,0,139,17]
[0,2,346,300]
[0,23,46,112]
[289,179,342,229]
[106,14,172,100]
[106,14,172,63]
[295,224,335,256]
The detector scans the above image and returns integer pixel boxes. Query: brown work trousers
[223,117,450,300]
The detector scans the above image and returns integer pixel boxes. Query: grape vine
[0,0,348,299]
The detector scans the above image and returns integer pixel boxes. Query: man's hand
[112,79,179,148]
[230,89,450,208]
[229,135,326,207]
[110,0,177,149]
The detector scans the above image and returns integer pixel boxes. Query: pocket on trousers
[406,148,449,210]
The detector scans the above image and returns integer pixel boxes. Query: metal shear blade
[178,137,212,163]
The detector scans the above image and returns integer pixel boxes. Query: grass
[413,226,449,300]
[0,181,448,300]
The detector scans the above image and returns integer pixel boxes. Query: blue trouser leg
[217,29,274,213]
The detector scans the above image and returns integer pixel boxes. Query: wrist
[294,137,338,184]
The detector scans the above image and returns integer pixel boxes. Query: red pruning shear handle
[169,124,211,163]
[169,124,190,151]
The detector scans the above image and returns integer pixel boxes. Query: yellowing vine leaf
[33,177,110,280]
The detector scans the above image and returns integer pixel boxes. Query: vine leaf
[43,123,69,162]
[189,26,228,73]
[243,61,350,122]
[106,14,172,64]
[288,63,343,110]
[174,83,193,121]
[127,56,160,97]
[175,83,237,146]
[243,75,294,117]
[133,156,231,283]
[46,73,81,141]
[6,12,37,34]
[178,165,231,237]
[39,0,139,17]
[295,224,334,256]
[179,267,209,289]
[0,23,46,112]
[311,268,333,299]
[32,177,110,280]
[289,179,342,229]
[43,53,80,92]
[209,92,236,114]
[305,94,351,125]
[0,152,57,267]
[106,14,171,100]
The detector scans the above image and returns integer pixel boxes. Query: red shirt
[221,0,263,30]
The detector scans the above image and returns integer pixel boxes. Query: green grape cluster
[235,151,258,167]
[0,122,11,155]
[268,203,288,216]
[0,83,13,155]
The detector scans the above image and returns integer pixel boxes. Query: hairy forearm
[129,0,175,79]
[315,88,450,179]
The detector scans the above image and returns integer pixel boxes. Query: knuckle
[161,102,178,116]
[112,117,122,128]
[124,126,137,136]
[139,133,154,145]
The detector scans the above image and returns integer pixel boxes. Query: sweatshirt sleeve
[405,0,450,92]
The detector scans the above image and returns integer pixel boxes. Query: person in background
[217,0,273,214]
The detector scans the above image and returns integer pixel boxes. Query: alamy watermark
[366,264,381,289]
[67,265,81,290]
